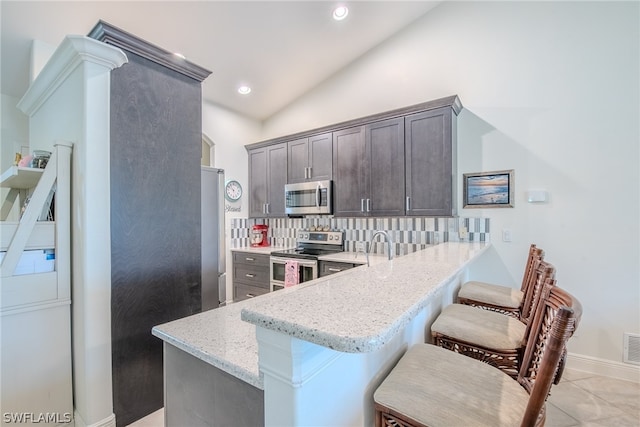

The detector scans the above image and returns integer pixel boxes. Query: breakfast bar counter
[153,242,496,426]
[241,242,489,353]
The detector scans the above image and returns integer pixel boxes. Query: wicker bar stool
[430,260,555,378]
[458,244,544,320]
[374,284,582,427]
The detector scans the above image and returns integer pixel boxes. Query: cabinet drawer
[319,261,357,277]
[233,283,269,302]
[233,264,270,288]
[232,252,269,267]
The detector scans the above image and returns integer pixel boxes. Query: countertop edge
[152,326,264,390]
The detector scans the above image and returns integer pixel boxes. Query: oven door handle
[271,257,318,267]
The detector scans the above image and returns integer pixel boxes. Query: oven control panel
[297,231,343,245]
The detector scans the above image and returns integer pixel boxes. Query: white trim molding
[568,352,640,383]
[73,411,116,427]
[17,35,128,116]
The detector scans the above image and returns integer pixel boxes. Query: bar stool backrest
[518,283,582,426]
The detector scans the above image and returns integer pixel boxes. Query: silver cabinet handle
[265,203,270,214]
[366,198,371,212]
[246,293,255,298]
[245,273,255,278]
[361,199,365,212]
[406,196,411,211]
[307,166,312,179]
[246,257,255,261]
[328,268,342,272]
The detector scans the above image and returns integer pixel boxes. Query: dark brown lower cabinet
[318,261,358,277]
[232,252,270,302]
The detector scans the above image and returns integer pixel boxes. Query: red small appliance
[250,224,270,247]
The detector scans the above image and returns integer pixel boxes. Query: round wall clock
[225,180,243,202]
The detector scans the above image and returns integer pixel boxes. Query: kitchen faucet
[366,230,394,267]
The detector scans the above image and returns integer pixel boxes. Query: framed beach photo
[463,169,515,208]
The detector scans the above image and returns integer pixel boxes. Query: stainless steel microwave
[284,180,332,215]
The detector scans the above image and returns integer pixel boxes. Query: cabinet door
[365,117,405,216]
[308,132,333,181]
[287,133,333,183]
[266,142,287,217]
[248,148,268,218]
[287,137,309,184]
[405,108,454,216]
[333,126,366,217]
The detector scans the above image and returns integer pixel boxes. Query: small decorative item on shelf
[31,150,51,169]
[13,152,22,166]
[18,154,33,167]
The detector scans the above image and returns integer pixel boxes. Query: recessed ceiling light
[238,85,252,95]
[333,5,349,21]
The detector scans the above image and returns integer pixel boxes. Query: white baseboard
[568,352,640,383]
[73,411,116,427]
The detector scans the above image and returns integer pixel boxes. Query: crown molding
[88,20,211,83]
[18,35,128,117]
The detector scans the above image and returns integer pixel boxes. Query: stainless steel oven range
[270,230,344,291]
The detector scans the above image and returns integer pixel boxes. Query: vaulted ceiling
[1,1,441,121]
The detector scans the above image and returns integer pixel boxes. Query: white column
[18,35,127,427]
[256,306,432,427]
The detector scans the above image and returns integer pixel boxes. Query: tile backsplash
[230,216,490,256]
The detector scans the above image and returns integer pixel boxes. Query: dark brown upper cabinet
[405,107,456,217]
[248,142,287,218]
[246,95,462,218]
[287,133,333,183]
[332,118,405,217]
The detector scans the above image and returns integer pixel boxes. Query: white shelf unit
[1,142,72,313]
[1,142,73,426]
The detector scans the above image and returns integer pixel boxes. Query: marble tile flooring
[127,369,639,426]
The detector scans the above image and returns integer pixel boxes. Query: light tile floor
[128,369,640,427]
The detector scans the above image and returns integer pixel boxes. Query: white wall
[1,94,30,220]
[201,100,261,302]
[261,1,640,369]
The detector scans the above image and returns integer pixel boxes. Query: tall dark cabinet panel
[89,21,211,427]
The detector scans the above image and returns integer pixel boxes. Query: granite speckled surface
[241,242,490,353]
[152,298,265,389]
[317,250,388,265]
[153,242,489,388]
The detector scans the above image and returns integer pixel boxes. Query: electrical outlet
[459,226,468,241]
[356,242,365,252]
[502,229,512,242]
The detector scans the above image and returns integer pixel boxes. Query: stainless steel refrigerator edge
[201,166,227,310]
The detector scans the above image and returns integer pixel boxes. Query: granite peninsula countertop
[241,242,490,353]
[152,242,489,390]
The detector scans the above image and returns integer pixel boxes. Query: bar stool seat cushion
[431,304,527,349]
[458,281,524,309]
[374,343,530,427]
